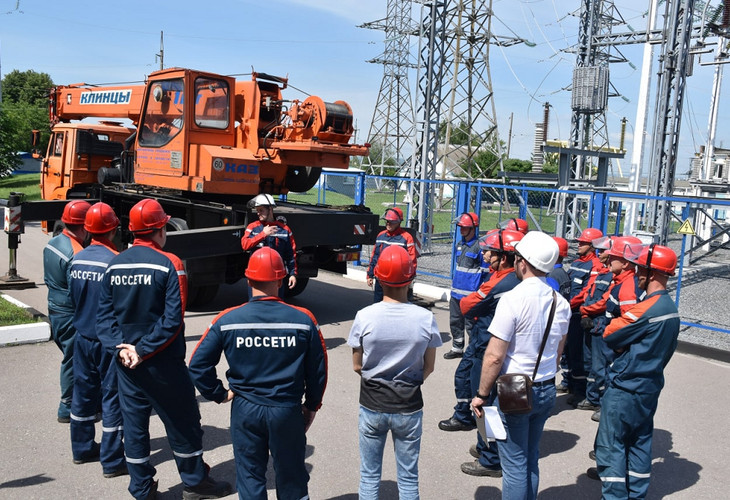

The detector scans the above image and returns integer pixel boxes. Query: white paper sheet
[475,406,506,441]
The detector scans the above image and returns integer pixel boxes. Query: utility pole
[155,31,164,70]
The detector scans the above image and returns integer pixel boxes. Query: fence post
[354,170,366,206]
[589,190,609,234]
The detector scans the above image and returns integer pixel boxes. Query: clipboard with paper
[474,406,506,441]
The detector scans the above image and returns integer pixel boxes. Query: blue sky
[2,0,727,178]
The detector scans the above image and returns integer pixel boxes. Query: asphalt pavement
[0,223,727,499]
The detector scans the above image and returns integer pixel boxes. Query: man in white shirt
[471,231,571,500]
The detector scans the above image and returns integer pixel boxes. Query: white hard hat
[514,231,559,273]
[253,193,276,207]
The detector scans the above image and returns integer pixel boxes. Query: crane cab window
[53,132,64,156]
[139,78,184,147]
[194,77,229,129]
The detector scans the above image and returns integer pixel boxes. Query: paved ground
[0,224,728,499]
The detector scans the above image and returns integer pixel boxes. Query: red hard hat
[499,218,529,235]
[553,236,569,258]
[480,229,524,253]
[245,247,288,281]
[576,228,603,244]
[605,236,643,259]
[374,245,414,287]
[84,202,119,234]
[128,199,171,234]
[383,207,403,222]
[624,243,677,276]
[455,212,479,228]
[61,200,91,225]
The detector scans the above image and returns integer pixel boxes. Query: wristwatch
[476,392,489,400]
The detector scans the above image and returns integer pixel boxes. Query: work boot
[591,409,601,422]
[575,399,600,411]
[438,416,476,432]
[143,480,159,500]
[586,467,600,481]
[103,465,129,478]
[182,475,232,500]
[566,394,585,406]
[588,449,596,461]
[443,349,464,360]
[469,444,479,459]
[556,380,569,393]
[73,442,100,464]
[460,460,502,477]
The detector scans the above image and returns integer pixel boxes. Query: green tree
[1,69,54,161]
[503,158,533,172]
[0,107,22,175]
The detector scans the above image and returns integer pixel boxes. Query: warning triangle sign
[677,219,695,235]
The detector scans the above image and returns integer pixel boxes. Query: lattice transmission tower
[360,0,417,180]
[408,0,525,251]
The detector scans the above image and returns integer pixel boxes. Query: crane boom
[49,83,145,124]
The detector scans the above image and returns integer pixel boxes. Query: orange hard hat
[61,200,92,225]
[245,247,288,281]
[624,243,677,276]
[374,245,414,287]
[553,236,569,258]
[499,218,528,235]
[383,207,403,222]
[455,212,479,228]
[575,228,603,244]
[605,236,642,259]
[128,199,171,234]
[84,202,119,234]
[480,229,524,254]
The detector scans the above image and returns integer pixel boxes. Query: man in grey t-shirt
[348,245,442,499]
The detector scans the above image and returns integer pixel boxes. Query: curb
[0,293,50,346]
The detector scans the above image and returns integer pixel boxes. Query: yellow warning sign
[677,219,695,236]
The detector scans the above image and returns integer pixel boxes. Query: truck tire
[285,166,322,193]
[282,276,309,298]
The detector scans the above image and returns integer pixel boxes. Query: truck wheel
[285,166,322,193]
[283,276,309,298]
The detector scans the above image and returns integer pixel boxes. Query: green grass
[0,173,42,201]
[0,296,38,327]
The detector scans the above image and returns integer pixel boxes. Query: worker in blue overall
[44,199,90,423]
[444,212,489,359]
[439,229,523,478]
[96,198,231,500]
[189,247,328,500]
[564,227,603,402]
[68,202,126,477]
[591,244,680,499]
[546,236,571,301]
[241,193,298,297]
[367,207,417,302]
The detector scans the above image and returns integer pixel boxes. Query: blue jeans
[496,383,556,500]
[358,406,422,500]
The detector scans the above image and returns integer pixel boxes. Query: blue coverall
[449,234,489,352]
[188,295,328,500]
[596,290,680,499]
[578,268,613,405]
[97,239,208,500]
[69,239,124,473]
[459,268,521,469]
[43,229,86,420]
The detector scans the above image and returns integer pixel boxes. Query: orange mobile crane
[17,67,377,304]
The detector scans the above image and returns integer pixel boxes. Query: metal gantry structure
[557,0,628,239]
